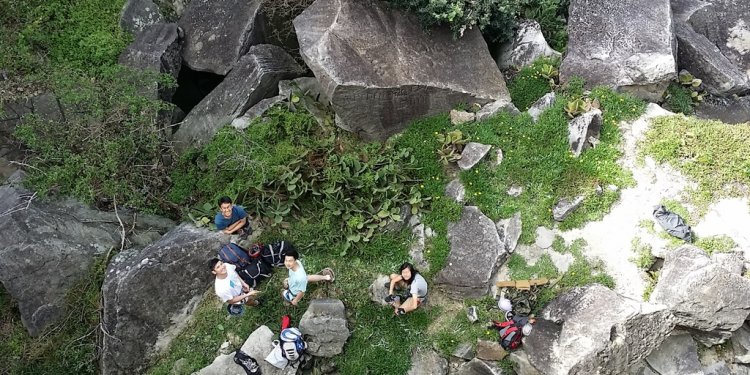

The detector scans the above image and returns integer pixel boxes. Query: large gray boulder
[525,284,675,375]
[645,332,703,375]
[435,206,507,298]
[178,0,265,75]
[120,0,164,35]
[0,171,173,336]
[118,23,183,101]
[672,0,750,96]
[100,224,224,375]
[560,0,676,101]
[686,0,750,79]
[407,348,448,375]
[298,299,349,357]
[649,245,750,345]
[173,44,304,152]
[195,325,296,375]
[496,19,562,70]
[293,0,511,141]
[695,95,750,124]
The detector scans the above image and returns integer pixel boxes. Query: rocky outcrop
[695,95,750,124]
[509,351,542,375]
[435,206,507,298]
[525,284,675,375]
[456,358,503,375]
[733,323,750,364]
[568,109,602,157]
[293,0,511,140]
[649,245,750,345]
[560,0,676,101]
[496,212,522,253]
[368,274,391,307]
[195,325,296,375]
[173,45,304,152]
[407,348,448,375]
[101,224,223,375]
[120,0,164,35]
[299,299,349,357]
[686,0,750,80]
[528,92,556,122]
[476,98,520,121]
[496,19,562,70]
[458,143,492,171]
[672,0,750,96]
[118,23,183,101]
[645,332,703,375]
[178,0,265,75]
[0,171,173,337]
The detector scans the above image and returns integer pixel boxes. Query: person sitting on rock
[210,258,259,314]
[385,262,428,316]
[281,248,334,306]
[215,196,251,237]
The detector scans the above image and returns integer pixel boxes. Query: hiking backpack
[236,258,272,289]
[279,327,307,363]
[261,241,292,268]
[218,243,252,267]
[490,320,524,350]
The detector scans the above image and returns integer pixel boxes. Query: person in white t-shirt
[210,258,259,310]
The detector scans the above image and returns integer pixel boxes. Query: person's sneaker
[283,279,289,290]
[384,294,395,303]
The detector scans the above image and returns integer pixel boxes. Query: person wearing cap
[281,248,334,306]
[210,258,259,314]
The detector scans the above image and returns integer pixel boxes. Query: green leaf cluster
[507,57,559,111]
[169,105,425,252]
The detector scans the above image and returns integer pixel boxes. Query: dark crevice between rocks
[171,64,224,116]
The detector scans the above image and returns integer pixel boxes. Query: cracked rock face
[293,0,510,140]
[649,245,750,345]
[0,171,173,337]
[525,285,675,375]
[299,299,350,357]
[561,0,676,101]
[100,224,223,375]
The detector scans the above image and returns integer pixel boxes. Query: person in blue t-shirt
[215,196,251,236]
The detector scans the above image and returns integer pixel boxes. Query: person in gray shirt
[385,262,428,316]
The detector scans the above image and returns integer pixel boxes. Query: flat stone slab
[458,142,492,170]
[298,299,349,357]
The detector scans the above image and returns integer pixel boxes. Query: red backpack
[490,320,524,350]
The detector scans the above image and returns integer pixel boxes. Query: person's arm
[223,217,247,234]
[291,291,305,306]
[388,275,403,295]
[226,290,258,304]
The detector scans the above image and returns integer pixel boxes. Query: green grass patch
[629,237,655,270]
[457,87,641,243]
[695,235,737,255]
[507,57,557,111]
[642,271,659,301]
[431,296,499,356]
[0,255,109,375]
[641,116,750,213]
[662,82,695,115]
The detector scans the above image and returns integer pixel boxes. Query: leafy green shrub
[519,0,569,51]
[507,57,558,111]
[14,66,174,212]
[695,235,737,255]
[662,82,695,115]
[385,0,520,43]
[170,105,425,252]
[629,237,655,269]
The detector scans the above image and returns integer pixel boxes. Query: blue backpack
[218,243,252,267]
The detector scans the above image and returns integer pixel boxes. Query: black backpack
[237,258,272,289]
[261,241,292,268]
[219,243,252,268]
[233,350,261,374]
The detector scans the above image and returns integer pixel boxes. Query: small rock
[456,358,503,375]
[408,348,449,375]
[368,275,391,306]
[476,339,507,361]
[451,109,475,125]
[595,184,603,196]
[711,251,745,275]
[552,196,585,221]
[733,323,750,363]
[607,184,619,192]
[509,351,541,375]
[535,227,555,249]
[408,214,422,228]
[527,92,556,123]
[445,179,466,203]
[568,109,602,157]
[646,332,702,375]
[496,212,522,253]
[409,224,429,271]
[476,99,520,121]
[425,227,435,238]
[703,361,732,375]
[466,306,479,323]
[507,185,524,197]
[452,342,475,360]
[219,341,231,354]
[457,143,492,170]
[491,149,504,167]
[496,19,562,70]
